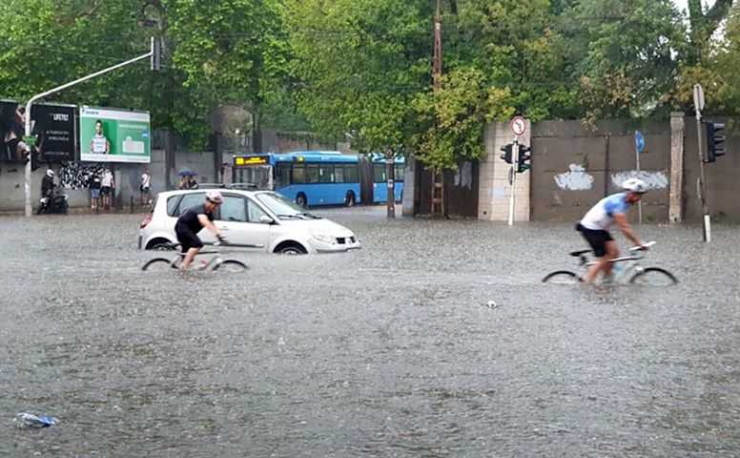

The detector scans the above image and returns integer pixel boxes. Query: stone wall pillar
[669,112,685,224]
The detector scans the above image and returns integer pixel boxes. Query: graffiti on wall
[59,163,105,190]
[554,164,594,190]
[611,170,669,190]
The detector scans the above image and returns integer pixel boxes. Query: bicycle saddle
[569,249,591,257]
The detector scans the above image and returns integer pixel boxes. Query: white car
[139,189,361,254]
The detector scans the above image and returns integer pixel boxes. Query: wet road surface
[1,207,740,457]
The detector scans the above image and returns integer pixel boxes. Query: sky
[671,0,718,15]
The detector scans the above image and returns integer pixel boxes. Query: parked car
[139,189,362,254]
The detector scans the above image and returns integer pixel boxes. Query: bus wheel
[345,191,356,207]
[296,193,307,208]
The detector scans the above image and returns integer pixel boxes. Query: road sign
[693,84,705,113]
[634,131,645,154]
[511,116,526,136]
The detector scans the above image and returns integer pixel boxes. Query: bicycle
[542,241,678,286]
[141,242,248,273]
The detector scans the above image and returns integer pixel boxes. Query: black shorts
[576,223,613,257]
[101,186,111,195]
[175,225,203,253]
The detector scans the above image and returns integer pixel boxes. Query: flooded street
[2,207,740,457]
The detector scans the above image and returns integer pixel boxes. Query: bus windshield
[256,192,320,220]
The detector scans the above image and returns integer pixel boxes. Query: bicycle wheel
[542,270,581,284]
[142,258,177,271]
[629,267,678,286]
[214,259,248,273]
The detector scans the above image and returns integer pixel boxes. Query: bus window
[292,165,306,184]
[334,165,345,183]
[373,164,386,183]
[276,163,291,186]
[395,165,405,182]
[306,164,320,183]
[345,164,359,183]
[319,165,333,183]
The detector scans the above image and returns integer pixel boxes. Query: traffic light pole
[23,43,155,217]
[695,109,711,242]
[508,140,519,227]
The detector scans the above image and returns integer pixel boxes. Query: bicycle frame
[579,248,647,284]
[168,249,223,271]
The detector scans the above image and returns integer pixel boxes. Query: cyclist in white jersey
[575,178,649,283]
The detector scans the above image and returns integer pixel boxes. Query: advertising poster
[80,106,151,163]
[1,101,77,163]
[30,104,76,162]
[0,100,27,162]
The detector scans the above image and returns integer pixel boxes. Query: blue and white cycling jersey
[580,193,631,230]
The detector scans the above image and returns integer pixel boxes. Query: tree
[561,0,686,123]
[166,0,290,153]
[284,0,433,217]
[0,0,210,148]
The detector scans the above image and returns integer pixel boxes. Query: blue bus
[370,154,405,204]
[232,151,405,207]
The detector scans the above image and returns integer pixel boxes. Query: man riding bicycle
[175,190,226,270]
[576,178,649,284]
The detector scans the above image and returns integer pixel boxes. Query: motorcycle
[38,188,69,215]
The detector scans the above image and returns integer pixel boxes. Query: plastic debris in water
[14,413,58,429]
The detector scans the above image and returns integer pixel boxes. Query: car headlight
[312,233,335,244]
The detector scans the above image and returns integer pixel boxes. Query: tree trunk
[251,109,262,154]
[386,150,396,218]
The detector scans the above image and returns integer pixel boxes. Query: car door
[215,194,271,251]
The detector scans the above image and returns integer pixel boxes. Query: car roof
[158,189,271,198]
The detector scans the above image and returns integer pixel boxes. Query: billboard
[31,104,76,162]
[0,100,76,163]
[1,100,28,162]
[80,106,151,163]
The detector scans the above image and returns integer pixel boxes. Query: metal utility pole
[23,42,156,217]
[433,0,442,91]
[507,140,519,226]
[693,84,711,242]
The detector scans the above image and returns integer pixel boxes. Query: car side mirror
[259,215,275,225]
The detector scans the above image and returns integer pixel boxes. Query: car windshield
[256,192,320,220]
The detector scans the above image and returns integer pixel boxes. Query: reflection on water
[1,210,739,457]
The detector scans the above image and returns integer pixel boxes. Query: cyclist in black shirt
[175,190,225,269]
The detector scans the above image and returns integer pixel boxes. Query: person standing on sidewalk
[140,167,152,206]
[89,169,102,210]
[101,168,115,210]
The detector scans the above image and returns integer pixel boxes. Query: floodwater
[1,207,739,457]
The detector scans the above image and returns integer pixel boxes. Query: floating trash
[14,413,58,429]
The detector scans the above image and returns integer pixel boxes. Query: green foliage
[412,68,514,170]
[283,0,431,156]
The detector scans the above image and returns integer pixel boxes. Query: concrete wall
[528,120,671,223]
[0,147,218,212]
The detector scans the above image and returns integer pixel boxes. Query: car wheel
[276,244,307,255]
[150,242,176,251]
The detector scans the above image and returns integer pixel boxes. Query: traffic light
[150,37,162,71]
[705,121,726,163]
[500,143,513,164]
[517,144,531,173]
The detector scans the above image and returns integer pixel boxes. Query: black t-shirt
[90,176,102,190]
[176,204,214,233]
